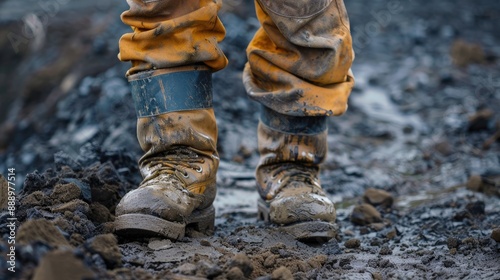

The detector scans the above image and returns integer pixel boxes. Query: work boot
[256,107,336,241]
[115,68,218,240]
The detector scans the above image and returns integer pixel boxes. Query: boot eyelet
[277,178,283,184]
[181,172,189,178]
[195,166,203,173]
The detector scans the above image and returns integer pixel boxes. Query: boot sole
[114,206,215,240]
[257,198,337,242]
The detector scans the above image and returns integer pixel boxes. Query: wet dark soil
[1,0,499,279]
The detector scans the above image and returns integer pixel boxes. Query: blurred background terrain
[0,0,499,279]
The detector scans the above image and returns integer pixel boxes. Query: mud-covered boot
[115,69,218,240]
[256,107,336,241]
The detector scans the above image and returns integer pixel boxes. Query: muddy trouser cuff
[129,69,213,118]
[260,106,327,135]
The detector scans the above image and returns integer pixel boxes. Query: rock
[271,266,293,280]
[351,203,383,225]
[371,271,383,280]
[386,228,397,240]
[363,188,394,208]
[148,239,173,250]
[85,234,122,268]
[379,245,392,255]
[197,260,222,278]
[468,109,494,132]
[369,223,387,232]
[434,140,453,156]
[18,219,71,247]
[33,250,95,280]
[451,39,485,67]
[173,263,197,276]
[491,228,500,242]
[447,237,460,249]
[344,238,361,249]
[200,239,211,247]
[465,201,485,216]
[466,175,483,192]
[443,260,455,268]
[228,253,253,277]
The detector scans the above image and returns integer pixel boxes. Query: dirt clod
[226,266,245,280]
[32,250,95,280]
[228,253,253,277]
[271,266,293,280]
[85,234,122,268]
[51,183,82,203]
[18,219,71,247]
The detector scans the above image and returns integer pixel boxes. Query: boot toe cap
[116,185,195,222]
[269,192,336,225]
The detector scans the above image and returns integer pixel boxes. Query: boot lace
[141,147,206,183]
[270,162,321,194]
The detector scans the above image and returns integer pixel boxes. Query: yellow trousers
[118,0,354,117]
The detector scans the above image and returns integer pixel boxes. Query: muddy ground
[0,0,499,279]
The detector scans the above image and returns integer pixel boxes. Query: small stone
[271,266,293,280]
[148,239,173,250]
[351,204,382,226]
[371,271,383,280]
[363,188,394,208]
[434,140,453,156]
[465,201,485,216]
[468,109,493,131]
[490,228,500,242]
[197,260,222,278]
[379,245,392,255]
[226,267,245,280]
[343,230,355,236]
[449,248,457,255]
[200,239,211,247]
[447,237,460,249]
[228,253,253,277]
[344,238,361,249]
[443,260,455,268]
[466,175,483,192]
[386,229,397,240]
[33,250,95,280]
[370,223,386,231]
[174,263,197,276]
